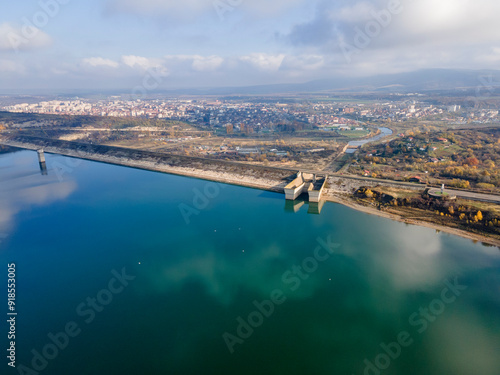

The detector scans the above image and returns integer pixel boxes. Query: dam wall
[0,135,296,193]
[0,135,426,196]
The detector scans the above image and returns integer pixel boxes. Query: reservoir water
[1,149,499,375]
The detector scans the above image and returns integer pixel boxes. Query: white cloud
[240,53,285,71]
[160,54,225,73]
[4,0,500,89]
[0,22,52,51]
[191,55,224,71]
[107,0,211,18]
[244,0,307,16]
[282,0,500,75]
[80,54,225,77]
[122,55,156,70]
[121,55,169,77]
[333,1,378,24]
[106,0,307,19]
[379,0,500,48]
[281,54,325,71]
[82,57,119,68]
[474,47,500,65]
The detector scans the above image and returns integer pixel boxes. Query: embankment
[0,134,423,195]
[0,135,296,192]
[1,134,499,246]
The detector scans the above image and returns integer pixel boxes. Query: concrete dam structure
[284,172,327,203]
[37,149,46,163]
[37,149,48,175]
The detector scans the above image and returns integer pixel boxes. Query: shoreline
[2,138,499,248]
[323,194,500,248]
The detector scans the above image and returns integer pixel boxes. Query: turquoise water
[1,150,499,375]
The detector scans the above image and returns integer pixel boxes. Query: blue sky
[1,0,499,91]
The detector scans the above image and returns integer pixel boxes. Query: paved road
[429,188,500,204]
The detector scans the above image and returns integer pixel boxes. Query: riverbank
[1,135,499,247]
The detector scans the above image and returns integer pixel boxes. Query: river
[346,127,394,153]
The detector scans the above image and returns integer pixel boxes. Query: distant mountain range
[163,69,500,96]
[4,69,500,98]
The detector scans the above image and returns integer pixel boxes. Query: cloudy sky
[1,0,499,92]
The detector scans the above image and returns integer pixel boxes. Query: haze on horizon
[1,0,500,92]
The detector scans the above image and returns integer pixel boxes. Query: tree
[464,156,479,166]
[477,183,495,190]
[477,211,483,221]
[450,179,470,189]
[484,160,495,169]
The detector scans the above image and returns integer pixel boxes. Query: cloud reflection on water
[0,151,77,239]
[144,212,500,311]
[152,243,295,305]
[427,310,500,375]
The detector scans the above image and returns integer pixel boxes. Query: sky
[0,0,499,92]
